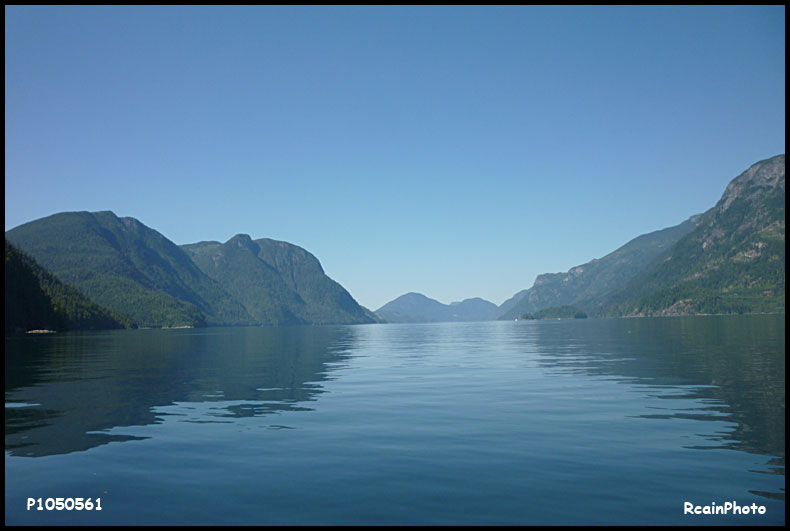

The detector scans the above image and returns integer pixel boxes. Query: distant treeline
[520,306,588,320]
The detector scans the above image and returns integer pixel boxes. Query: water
[5,315,785,525]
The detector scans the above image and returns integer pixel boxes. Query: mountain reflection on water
[5,326,356,457]
[4,315,785,505]
[522,314,785,499]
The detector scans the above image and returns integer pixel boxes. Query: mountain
[497,215,701,320]
[6,211,251,328]
[180,235,375,325]
[375,292,498,323]
[496,289,530,319]
[6,211,375,328]
[600,154,785,316]
[5,239,132,332]
[448,297,500,321]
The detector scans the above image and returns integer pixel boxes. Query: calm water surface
[5,315,785,525]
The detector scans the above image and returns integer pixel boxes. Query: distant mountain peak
[404,292,430,299]
[230,233,252,242]
[376,292,496,323]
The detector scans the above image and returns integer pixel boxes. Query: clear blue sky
[5,6,785,310]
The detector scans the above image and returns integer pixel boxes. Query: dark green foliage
[6,212,251,328]
[520,305,588,320]
[7,212,374,328]
[5,240,132,332]
[182,235,375,325]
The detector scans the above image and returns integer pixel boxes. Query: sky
[5,6,786,310]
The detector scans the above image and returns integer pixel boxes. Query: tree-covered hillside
[6,240,132,332]
[599,154,785,316]
[181,235,375,325]
[497,215,700,320]
[5,211,252,328]
[6,211,375,328]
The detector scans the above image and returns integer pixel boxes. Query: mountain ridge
[598,154,785,316]
[5,155,784,329]
[496,154,784,319]
[7,211,374,328]
[497,215,702,320]
[181,235,374,325]
[376,292,498,323]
